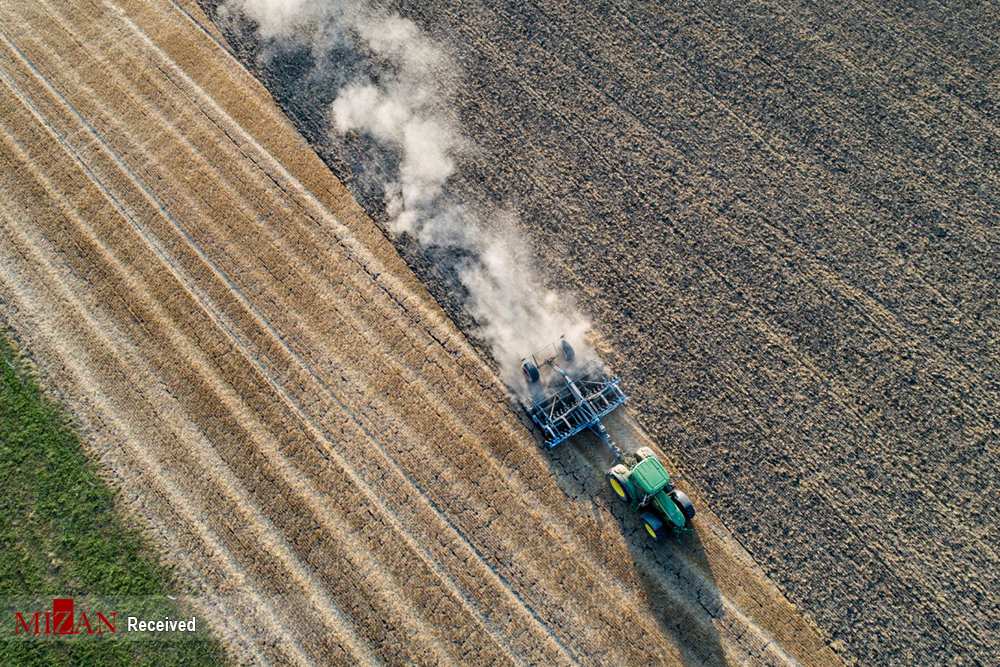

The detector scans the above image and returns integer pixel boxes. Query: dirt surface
[0,1,841,665]
[200,0,1000,664]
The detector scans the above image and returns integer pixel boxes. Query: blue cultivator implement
[520,338,628,460]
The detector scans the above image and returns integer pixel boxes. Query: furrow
[846,0,1000,125]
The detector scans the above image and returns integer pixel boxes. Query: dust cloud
[220,0,594,390]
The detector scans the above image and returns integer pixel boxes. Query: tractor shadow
[622,522,732,667]
[534,427,732,666]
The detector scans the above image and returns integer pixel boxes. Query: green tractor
[606,447,696,539]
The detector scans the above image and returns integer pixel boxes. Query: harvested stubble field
[0,0,842,665]
[206,0,1000,664]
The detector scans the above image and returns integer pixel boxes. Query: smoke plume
[221,0,594,390]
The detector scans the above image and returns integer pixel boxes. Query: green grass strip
[0,334,227,666]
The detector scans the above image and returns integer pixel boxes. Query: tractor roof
[630,457,671,495]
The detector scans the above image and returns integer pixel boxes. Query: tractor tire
[670,490,696,526]
[606,465,631,502]
[560,339,576,362]
[635,447,655,462]
[640,512,664,540]
[522,360,540,384]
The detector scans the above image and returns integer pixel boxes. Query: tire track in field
[845,0,1000,125]
[502,0,999,364]
[522,0,1000,380]
[686,0,1000,171]
[633,0,1000,307]
[636,0,1000,239]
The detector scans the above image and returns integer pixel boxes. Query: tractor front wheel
[606,465,631,502]
[640,512,664,540]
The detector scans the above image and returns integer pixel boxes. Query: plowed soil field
[204,0,1000,664]
[0,1,839,665]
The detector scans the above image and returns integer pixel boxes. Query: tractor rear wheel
[522,360,540,384]
[606,465,631,502]
[640,512,664,540]
[635,447,655,461]
[560,339,575,362]
[670,490,696,526]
